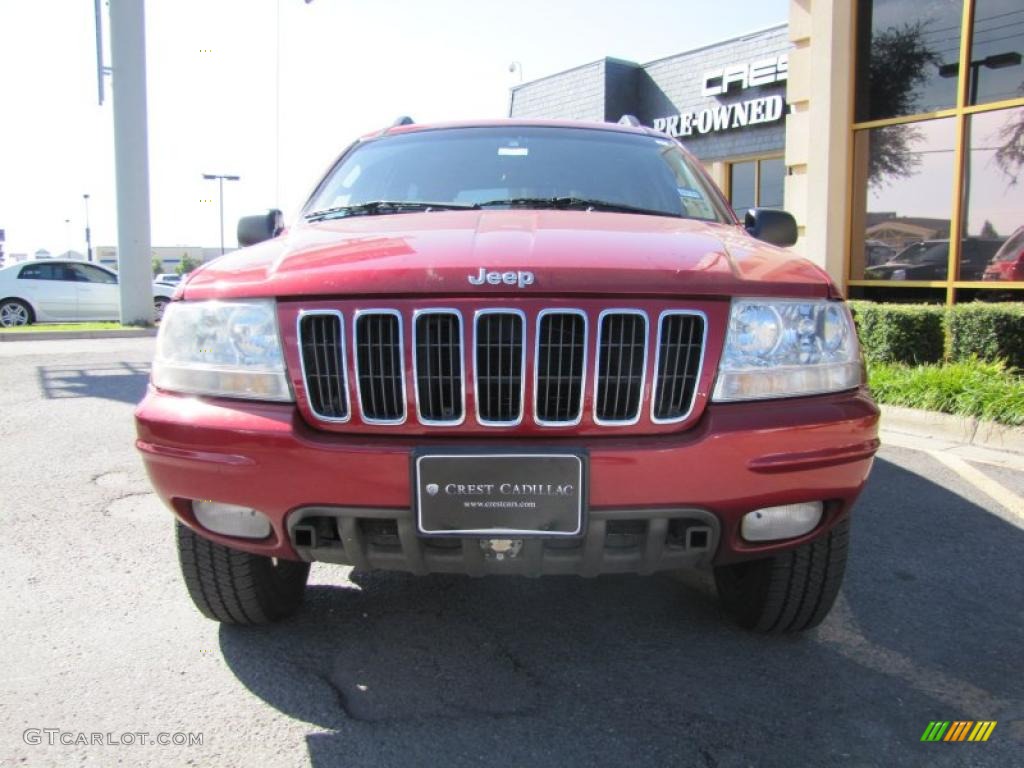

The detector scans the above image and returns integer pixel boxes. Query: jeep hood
[182,210,833,300]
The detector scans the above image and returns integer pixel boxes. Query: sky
[0,0,789,257]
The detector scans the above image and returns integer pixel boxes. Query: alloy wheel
[0,302,30,327]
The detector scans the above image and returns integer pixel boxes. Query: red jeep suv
[135,119,879,633]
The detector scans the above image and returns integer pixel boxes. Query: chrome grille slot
[535,310,586,425]
[354,310,406,423]
[595,310,648,424]
[652,311,705,422]
[298,311,349,421]
[474,310,525,425]
[413,310,464,424]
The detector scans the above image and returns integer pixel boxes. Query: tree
[980,220,999,239]
[863,22,941,189]
[152,255,162,277]
[176,253,199,276]
[994,108,1024,188]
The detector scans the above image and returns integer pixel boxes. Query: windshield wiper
[475,196,681,218]
[304,200,478,222]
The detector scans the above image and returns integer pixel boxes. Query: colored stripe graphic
[968,722,997,742]
[921,722,950,741]
[921,721,996,742]
[945,721,972,741]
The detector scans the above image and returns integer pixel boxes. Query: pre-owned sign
[651,54,788,138]
[652,96,785,138]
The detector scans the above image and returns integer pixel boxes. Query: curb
[880,404,1024,456]
[0,329,157,342]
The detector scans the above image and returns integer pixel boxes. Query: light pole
[202,173,240,255]
[64,218,72,257]
[938,51,1022,106]
[937,51,1022,279]
[83,194,93,262]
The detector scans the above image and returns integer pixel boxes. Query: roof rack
[617,114,642,127]
[378,116,415,137]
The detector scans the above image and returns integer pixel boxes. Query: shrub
[847,301,945,365]
[946,303,1024,371]
[867,359,1024,426]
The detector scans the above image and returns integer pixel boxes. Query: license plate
[414,451,585,536]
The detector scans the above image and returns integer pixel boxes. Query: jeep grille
[293,304,706,431]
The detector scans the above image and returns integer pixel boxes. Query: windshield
[892,242,947,265]
[305,126,730,223]
[995,228,1024,261]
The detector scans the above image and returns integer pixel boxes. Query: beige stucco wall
[784,0,855,289]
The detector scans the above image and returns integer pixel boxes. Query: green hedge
[946,303,1024,371]
[847,301,945,365]
[868,360,1024,426]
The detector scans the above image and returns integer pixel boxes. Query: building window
[728,156,784,213]
[849,0,1024,304]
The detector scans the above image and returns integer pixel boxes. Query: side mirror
[744,208,798,248]
[237,209,284,247]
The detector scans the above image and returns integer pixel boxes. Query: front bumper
[135,386,879,575]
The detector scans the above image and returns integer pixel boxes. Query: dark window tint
[71,265,117,284]
[855,0,964,122]
[18,264,44,280]
[18,263,78,281]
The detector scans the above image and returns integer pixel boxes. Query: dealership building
[509,0,1024,305]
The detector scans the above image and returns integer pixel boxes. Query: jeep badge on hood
[467,268,535,288]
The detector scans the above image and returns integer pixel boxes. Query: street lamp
[201,173,241,255]
[508,61,524,82]
[938,51,1023,105]
[83,194,93,262]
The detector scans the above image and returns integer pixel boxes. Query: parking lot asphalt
[0,338,1021,767]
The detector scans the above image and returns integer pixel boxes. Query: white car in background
[0,259,175,327]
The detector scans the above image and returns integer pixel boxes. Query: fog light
[192,500,271,539]
[741,502,823,542]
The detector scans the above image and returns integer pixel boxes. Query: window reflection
[969,0,1024,106]
[855,0,963,121]
[851,117,956,280]
[966,106,1024,282]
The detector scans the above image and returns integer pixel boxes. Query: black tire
[154,297,169,321]
[714,518,850,634]
[176,522,310,624]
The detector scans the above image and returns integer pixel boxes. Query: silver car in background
[0,259,175,326]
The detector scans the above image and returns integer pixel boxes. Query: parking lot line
[927,450,1024,530]
[881,430,1024,472]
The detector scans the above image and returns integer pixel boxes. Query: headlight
[152,299,292,401]
[712,298,862,402]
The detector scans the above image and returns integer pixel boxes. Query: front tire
[154,297,169,321]
[714,518,850,633]
[176,522,310,624]
[0,299,33,327]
